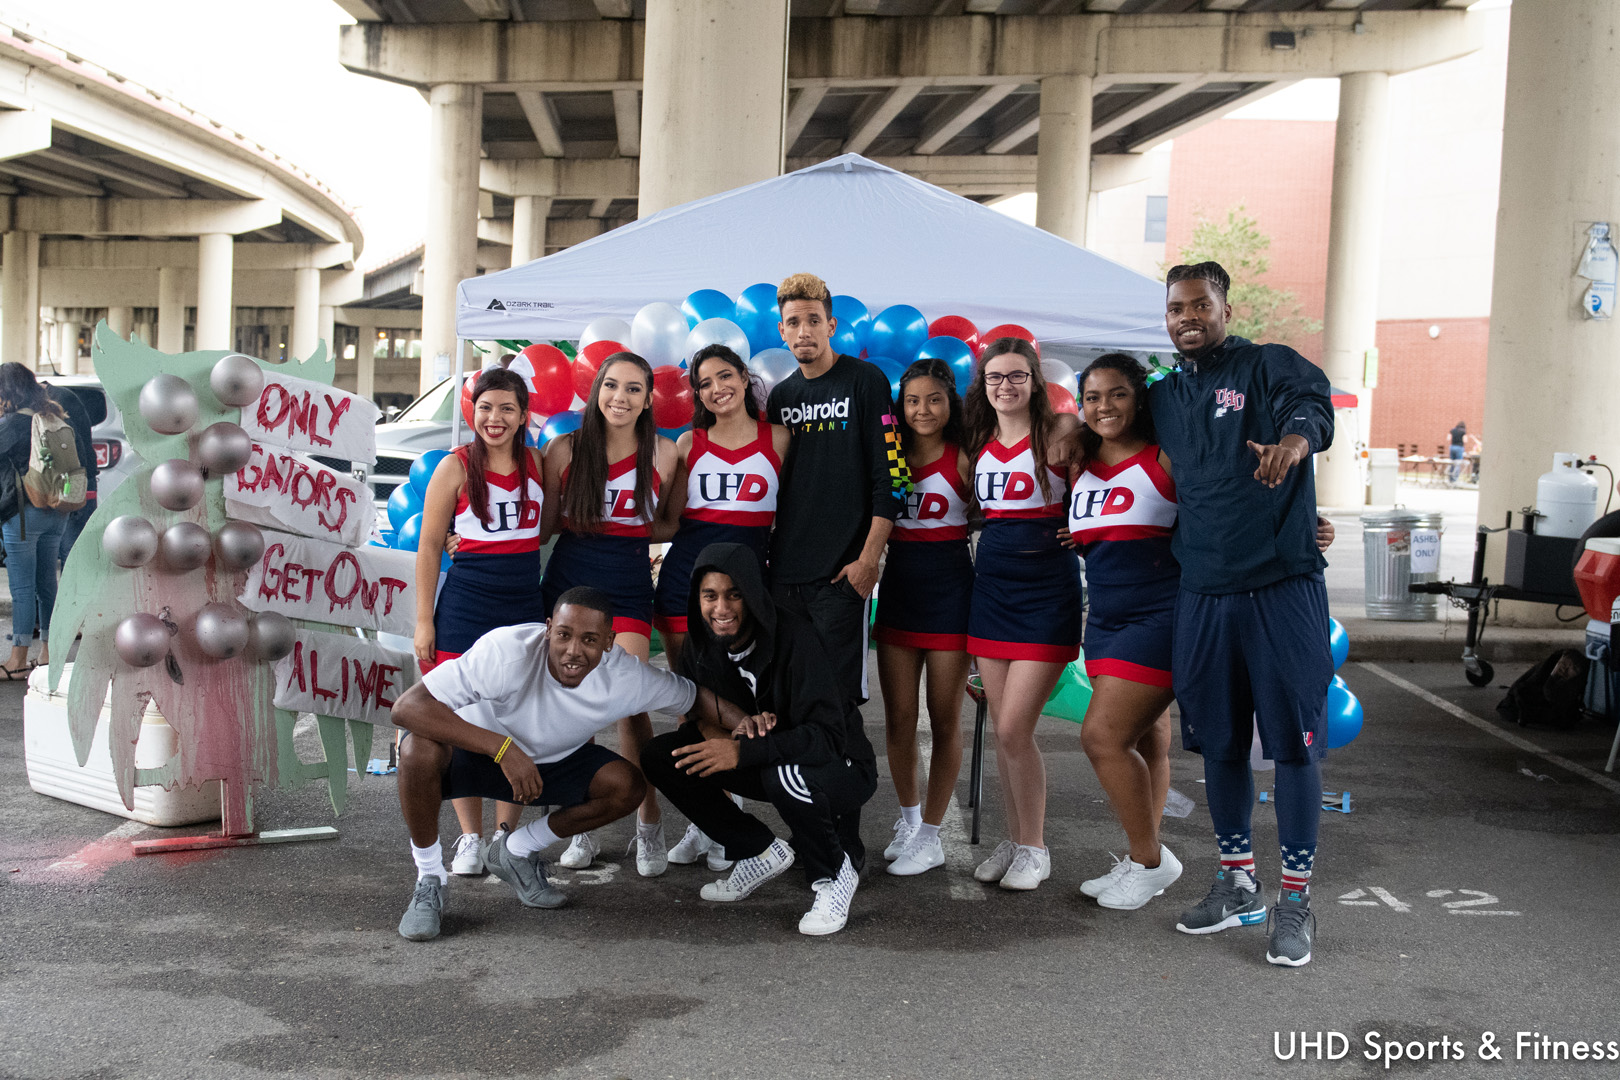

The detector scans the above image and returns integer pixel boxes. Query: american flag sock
[1280,843,1317,896]
[1217,831,1256,891]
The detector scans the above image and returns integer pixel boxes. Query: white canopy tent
[456,154,1173,353]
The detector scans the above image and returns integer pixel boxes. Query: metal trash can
[1362,509,1443,620]
[1366,447,1399,505]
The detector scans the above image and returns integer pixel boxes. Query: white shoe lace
[1006,846,1037,879]
[453,833,480,858]
[673,823,707,856]
[898,833,939,863]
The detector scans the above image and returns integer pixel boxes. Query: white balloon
[749,347,799,406]
[579,317,632,353]
[630,302,690,369]
[683,317,752,367]
[1041,358,1078,398]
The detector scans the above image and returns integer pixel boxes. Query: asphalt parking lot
[3,657,1618,1079]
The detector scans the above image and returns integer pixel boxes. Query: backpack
[1496,648,1590,728]
[19,407,87,513]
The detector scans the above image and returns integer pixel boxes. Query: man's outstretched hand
[672,738,741,777]
[733,712,777,739]
[1247,435,1310,488]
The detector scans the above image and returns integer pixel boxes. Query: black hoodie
[677,542,875,771]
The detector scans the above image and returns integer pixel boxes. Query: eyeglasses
[983,371,1031,387]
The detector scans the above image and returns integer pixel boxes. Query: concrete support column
[638,0,788,217]
[1479,0,1620,622]
[423,83,481,394]
[157,267,186,353]
[354,322,377,401]
[510,195,551,268]
[195,233,234,351]
[2,231,40,369]
[1317,70,1391,509]
[107,305,133,340]
[290,266,321,360]
[318,305,335,361]
[1034,74,1094,247]
[58,319,81,375]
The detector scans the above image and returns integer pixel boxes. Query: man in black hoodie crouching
[640,542,877,936]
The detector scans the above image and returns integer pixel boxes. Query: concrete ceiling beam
[39,238,355,270]
[784,85,827,149]
[479,156,638,199]
[612,88,640,157]
[35,148,191,198]
[0,160,102,196]
[913,82,1018,155]
[1125,79,1297,152]
[844,85,923,155]
[985,109,1038,154]
[13,196,282,236]
[592,0,633,17]
[1089,74,1216,141]
[0,109,52,162]
[514,91,565,157]
[461,0,510,18]
[338,20,642,89]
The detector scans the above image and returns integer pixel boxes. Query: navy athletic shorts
[436,740,624,805]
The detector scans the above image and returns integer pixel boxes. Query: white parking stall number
[1336,887,1521,916]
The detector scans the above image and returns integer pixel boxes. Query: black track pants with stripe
[642,723,877,884]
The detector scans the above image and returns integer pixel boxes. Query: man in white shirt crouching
[391,586,697,941]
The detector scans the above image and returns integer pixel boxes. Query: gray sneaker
[1175,869,1266,935]
[1266,887,1316,967]
[398,876,444,941]
[485,831,568,909]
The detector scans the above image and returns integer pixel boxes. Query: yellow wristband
[493,737,513,764]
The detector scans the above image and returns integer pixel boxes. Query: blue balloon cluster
[385,447,453,571]
[1324,617,1361,748]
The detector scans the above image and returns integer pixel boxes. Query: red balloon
[928,314,980,354]
[459,372,478,427]
[1046,382,1079,416]
[978,323,1039,358]
[573,339,625,400]
[514,343,574,415]
[651,365,693,429]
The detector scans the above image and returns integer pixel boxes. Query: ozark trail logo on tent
[487,299,505,311]
[486,298,554,312]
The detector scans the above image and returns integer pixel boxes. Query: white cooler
[24,663,221,826]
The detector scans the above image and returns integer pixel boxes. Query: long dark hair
[564,351,656,533]
[465,367,532,530]
[1076,353,1155,460]
[688,344,761,430]
[896,357,964,459]
[963,337,1058,502]
[0,362,62,419]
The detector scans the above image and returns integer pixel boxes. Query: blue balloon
[658,425,692,441]
[387,483,423,531]
[868,305,928,364]
[866,356,908,402]
[916,334,976,395]
[682,289,734,328]
[541,410,584,444]
[830,295,871,357]
[733,282,783,354]
[395,511,425,552]
[1325,675,1363,749]
[1328,616,1349,671]
[409,448,451,495]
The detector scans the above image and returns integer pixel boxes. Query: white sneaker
[629,821,668,877]
[884,817,919,860]
[559,832,599,869]
[886,832,945,877]
[1097,846,1183,910]
[998,845,1051,891]
[1080,853,1132,898]
[449,832,485,876]
[973,839,1018,883]
[701,839,795,901]
[668,823,713,865]
[705,844,733,872]
[799,855,860,936]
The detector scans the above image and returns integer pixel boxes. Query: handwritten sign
[241,529,415,635]
[227,442,375,548]
[1410,529,1442,575]
[241,370,379,464]
[274,629,416,724]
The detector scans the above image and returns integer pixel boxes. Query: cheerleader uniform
[652,421,780,634]
[1068,445,1179,687]
[541,451,659,638]
[873,445,973,651]
[431,446,545,664]
[966,436,1082,663]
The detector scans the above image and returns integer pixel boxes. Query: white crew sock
[411,840,447,882]
[505,814,560,858]
[915,823,941,844]
[899,804,922,828]
[731,792,746,809]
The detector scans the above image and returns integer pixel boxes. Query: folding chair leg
[970,697,987,845]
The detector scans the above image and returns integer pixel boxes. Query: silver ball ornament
[194,603,250,659]
[198,422,253,476]
[210,353,265,408]
[215,521,265,571]
[150,459,205,511]
[158,522,211,571]
[138,373,199,435]
[114,613,170,668]
[248,611,297,663]
[101,515,159,568]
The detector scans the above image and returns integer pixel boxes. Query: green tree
[1171,205,1322,348]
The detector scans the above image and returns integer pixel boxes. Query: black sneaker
[398,876,444,941]
[1175,868,1266,935]
[1266,887,1315,966]
[485,831,568,909]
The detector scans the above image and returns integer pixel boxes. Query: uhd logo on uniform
[1214,387,1246,418]
[1070,486,1135,520]
[780,398,850,426]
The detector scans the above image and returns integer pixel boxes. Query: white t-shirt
[422,623,696,763]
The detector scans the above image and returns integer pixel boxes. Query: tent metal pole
[449,338,465,448]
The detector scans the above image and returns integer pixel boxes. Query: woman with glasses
[962,338,1081,892]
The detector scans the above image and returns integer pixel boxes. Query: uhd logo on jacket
[780,397,851,427]
[1214,387,1246,418]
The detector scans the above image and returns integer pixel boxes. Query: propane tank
[1535,453,1601,538]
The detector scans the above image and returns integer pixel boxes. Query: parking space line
[1359,661,1620,797]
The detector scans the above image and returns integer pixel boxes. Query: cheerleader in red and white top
[413,366,545,875]
[873,358,974,877]
[540,351,679,875]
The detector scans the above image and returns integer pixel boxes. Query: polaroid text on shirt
[780,397,850,427]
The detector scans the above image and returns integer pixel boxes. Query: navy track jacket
[1147,335,1334,595]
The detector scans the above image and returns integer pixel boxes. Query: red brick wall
[1166,119,1335,360]
[1369,317,1489,455]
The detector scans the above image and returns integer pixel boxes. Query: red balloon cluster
[512,343,573,416]
[928,314,979,355]
[573,339,625,400]
[978,323,1039,358]
[651,365,694,429]
[1046,382,1079,416]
